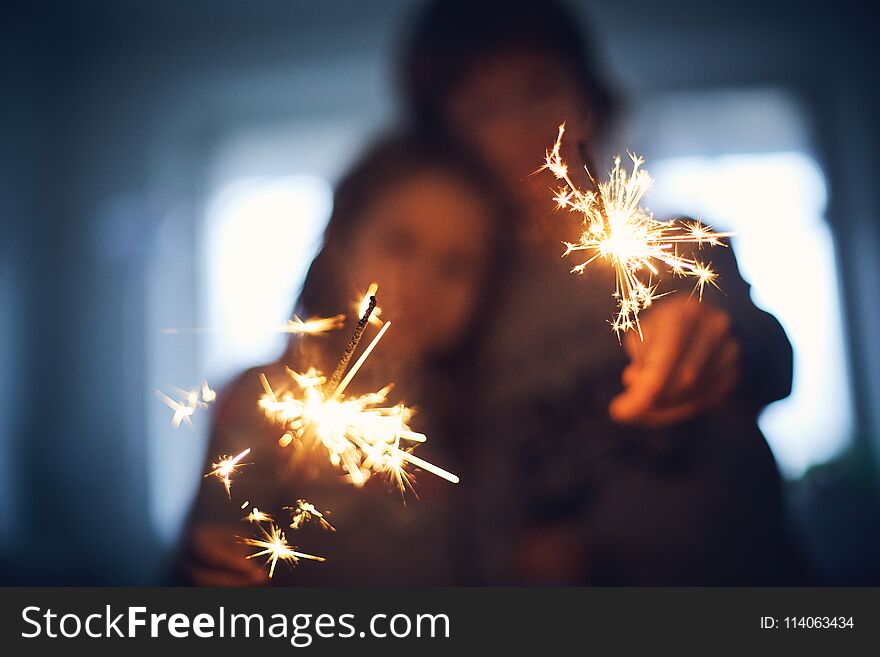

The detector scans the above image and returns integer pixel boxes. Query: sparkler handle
[326,295,377,391]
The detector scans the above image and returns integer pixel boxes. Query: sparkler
[327,294,378,393]
[287,499,336,532]
[165,283,458,580]
[243,521,325,579]
[258,291,459,494]
[157,380,216,427]
[543,123,733,336]
[206,447,251,497]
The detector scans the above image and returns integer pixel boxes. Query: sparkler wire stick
[331,321,391,400]
[397,451,460,484]
[326,295,377,392]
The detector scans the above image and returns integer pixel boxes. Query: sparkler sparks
[206,447,251,497]
[157,380,216,427]
[279,314,347,335]
[161,316,346,336]
[243,521,325,579]
[543,123,733,336]
[201,380,216,403]
[157,392,194,428]
[287,499,336,532]
[258,292,459,494]
[244,507,272,524]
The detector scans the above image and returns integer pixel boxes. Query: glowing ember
[157,380,216,427]
[206,448,251,497]
[243,521,325,578]
[244,507,272,524]
[278,314,347,335]
[354,283,383,327]
[287,499,336,532]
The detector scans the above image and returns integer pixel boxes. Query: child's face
[444,50,592,214]
[346,169,492,360]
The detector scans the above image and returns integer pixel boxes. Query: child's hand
[609,297,741,427]
[184,524,268,586]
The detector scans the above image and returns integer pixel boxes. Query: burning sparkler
[206,447,251,497]
[157,380,216,427]
[258,291,459,494]
[287,499,336,532]
[243,521,325,578]
[354,283,383,327]
[543,123,733,336]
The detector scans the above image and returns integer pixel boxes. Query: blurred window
[639,89,854,477]
[201,175,332,384]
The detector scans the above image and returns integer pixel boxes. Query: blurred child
[175,134,504,585]
[401,0,808,584]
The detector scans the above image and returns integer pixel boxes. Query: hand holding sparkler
[183,283,457,584]
[544,123,744,426]
[184,524,268,586]
[609,296,742,426]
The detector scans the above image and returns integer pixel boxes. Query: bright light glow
[203,175,333,382]
[648,152,853,477]
[258,299,460,494]
[243,521,325,578]
[206,447,251,497]
[287,499,336,531]
[543,124,733,336]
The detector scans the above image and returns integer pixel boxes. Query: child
[175,134,504,585]
[400,0,807,584]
